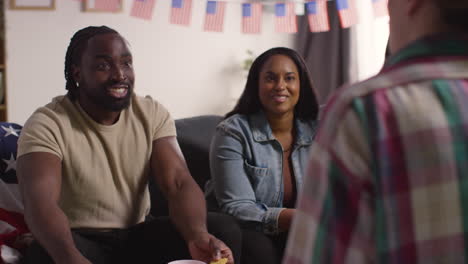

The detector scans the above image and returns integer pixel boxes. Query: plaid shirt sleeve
[284,108,376,264]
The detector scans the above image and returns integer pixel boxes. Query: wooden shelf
[0,104,6,110]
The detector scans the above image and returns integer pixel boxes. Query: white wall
[5,1,294,124]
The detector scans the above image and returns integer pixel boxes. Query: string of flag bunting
[93,0,388,33]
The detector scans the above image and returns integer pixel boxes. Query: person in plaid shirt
[283,0,468,263]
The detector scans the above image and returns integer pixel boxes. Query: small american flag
[130,0,156,20]
[94,0,121,12]
[275,2,297,33]
[242,3,262,34]
[336,0,358,28]
[204,1,226,32]
[372,0,388,17]
[306,0,329,32]
[170,0,192,26]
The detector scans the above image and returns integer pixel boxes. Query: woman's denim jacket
[205,111,317,235]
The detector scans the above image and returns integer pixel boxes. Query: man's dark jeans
[22,213,241,264]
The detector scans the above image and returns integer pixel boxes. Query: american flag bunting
[242,3,262,34]
[130,0,156,20]
[306,0,329,32]
[372,0,388,17]
[204,1,226,32]
[170,0,192,26]
[336,0,358,28]
[274,2,297,33]
[94,0,121,12]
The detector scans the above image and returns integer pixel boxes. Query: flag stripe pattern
[242,3,262,34]
[170,0,192,25]
[336,0,358,28]
[306,0,329,32]
[0,123,29,262]
[204,1,226,32]
[274,2,297,33]
[94,0,121,12]
[372,0,388,17]
[130,0,157,20]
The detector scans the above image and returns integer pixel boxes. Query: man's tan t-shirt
[17,95,176,229]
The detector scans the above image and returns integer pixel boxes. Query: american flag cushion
[0,122,29,263]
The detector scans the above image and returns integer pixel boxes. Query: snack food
[210,258,228,264]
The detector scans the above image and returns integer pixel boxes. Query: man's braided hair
[64,26,118,100]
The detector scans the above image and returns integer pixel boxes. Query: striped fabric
[170,0,192,26]
[335,0,358,28]
[306,0,329,33]
[203,1,226,32]
[284,34,468,264]
[242,3,262,34]
[130,0,156,20]
[0,123,28,263]
[274,2,297,33]
[94,0,121,12]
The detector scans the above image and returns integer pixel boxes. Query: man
[17,26,238,264]
[284,0,468,263]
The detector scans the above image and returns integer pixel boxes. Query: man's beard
[83,83,133,112]
[98,90,132,111]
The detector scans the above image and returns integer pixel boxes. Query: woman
[206,47,319,263]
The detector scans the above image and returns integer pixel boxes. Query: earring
[76,82,80,88]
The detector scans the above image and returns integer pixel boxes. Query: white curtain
[349,0,390,83]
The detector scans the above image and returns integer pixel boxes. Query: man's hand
[150,138,233,262]
[60,253,92,264]
[187,232,234,264]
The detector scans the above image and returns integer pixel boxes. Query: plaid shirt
[284,34,468,264]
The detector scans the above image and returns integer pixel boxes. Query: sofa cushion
[149,115,223,217]
[175,115,223,188]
